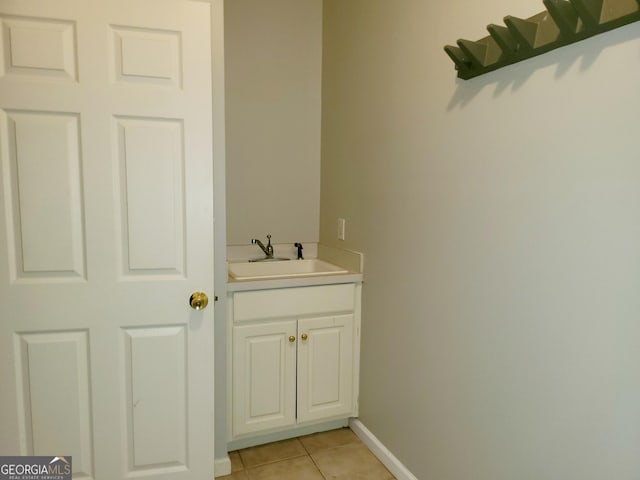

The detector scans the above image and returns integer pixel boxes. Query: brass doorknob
[289,336,296,343]
[301,333,308,341]
[189,292,209,310]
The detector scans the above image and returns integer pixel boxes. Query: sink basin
[229,259,348,280]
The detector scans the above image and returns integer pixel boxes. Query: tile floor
[219,427,396,480]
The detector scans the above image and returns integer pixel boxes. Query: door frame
[207,0,230,475]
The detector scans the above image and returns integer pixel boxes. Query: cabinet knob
[289,336,296,343]
[301,333,308,341]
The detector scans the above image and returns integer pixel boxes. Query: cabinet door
[297,315,354,424]
[232,321,297,436]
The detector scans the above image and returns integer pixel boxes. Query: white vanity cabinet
[227,282,361,440]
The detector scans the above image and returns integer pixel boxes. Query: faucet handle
[266,234,274,256]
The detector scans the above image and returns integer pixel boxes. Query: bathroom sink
[229,259,348,280]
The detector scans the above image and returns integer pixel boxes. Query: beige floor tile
[239,438,307,468]
[300,427,362,454]
[246,456,324,480]
[229,451,244,472]
[312,442,394,480]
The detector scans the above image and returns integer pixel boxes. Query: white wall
[224,0,322,246]
[320,1,640,479]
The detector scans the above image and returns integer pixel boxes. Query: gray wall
[320,1,640,479]
[224,0,322,245]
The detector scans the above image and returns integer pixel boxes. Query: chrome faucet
[251,234,274,259]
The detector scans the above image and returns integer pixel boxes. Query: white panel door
[297,315,354,424]
[0,1,215,479]
[232,321,297,436]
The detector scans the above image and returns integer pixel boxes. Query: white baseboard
[349,418,418,480]
[214,455,231,478]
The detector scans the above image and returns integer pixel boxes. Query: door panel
[0,1,214,479]
[124,326,187,472]
[1,15,78,81]
[14,330,93,478]
[2,110,86,282]
[114,116,186,276]
[233,321,297,436]
[109,25,182,88]
[297,315,354,424]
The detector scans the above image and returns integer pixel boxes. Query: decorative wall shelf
[444,0,640,80]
